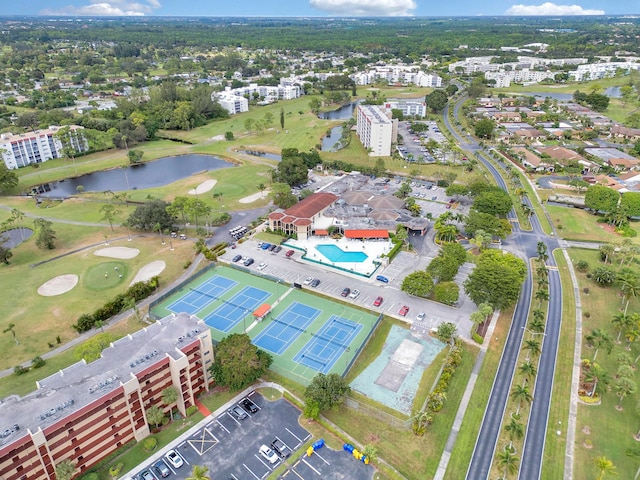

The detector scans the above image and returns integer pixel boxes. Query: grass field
[568,248,640,480]
[547,205,640,244]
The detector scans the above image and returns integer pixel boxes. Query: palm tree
[586,328,614,361]
[153,222,165,245]
[612,313,633,343]
[496,448,520,478]
[594,456,616,480]
[511,384,532,415]
[519,361,537,381]
[535,289,549,308]
[187,465,211,480]
[3,323,18,345]
[257,183,267,198]
[504,417,524,445]
[584,363,610,398]
[524,339,541,360]
[600,244,615,264]
[615,377,637,410]
[619,271,640,315]
[161,387,179,421]
[529,316,545,334]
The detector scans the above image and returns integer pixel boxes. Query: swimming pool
[316,244,368,263]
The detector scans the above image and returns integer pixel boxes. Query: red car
[285,249,295,257]
[399,305,410,316]
[373,296,383,307]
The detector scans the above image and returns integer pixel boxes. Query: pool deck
[285,236,392,277]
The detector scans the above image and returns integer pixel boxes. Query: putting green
[84,261,129,291]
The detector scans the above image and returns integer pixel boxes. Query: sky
[1,0,637,17]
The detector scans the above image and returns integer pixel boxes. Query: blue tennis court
[294,316,363,374]
[253,302,321,355]
[167,275,238,314]
[203,286,270,332]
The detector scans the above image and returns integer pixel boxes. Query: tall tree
[280,107,285,129]
[100,204,121,232]
[55,459,76,480]
[585,185,620,214]
[496,448,519,478]
[161,386,179,421]
[304,373,350,414]
[3,322,18,345]
[145,405,164,429]
[464,250,526,309]
[209,333,272,391]
[34,218,56,249]
[0,163,18,193]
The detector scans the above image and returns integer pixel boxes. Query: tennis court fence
[148,264,218,319]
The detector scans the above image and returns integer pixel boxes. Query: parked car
[268,244,277,251]
[349,289,360,299]
[261,243,271,250]
[340,287,351,297]
[259,444,279,464]
[140,470,156,480]
[232,254,242,263]
[241,398,259,414]
[303,276,314,285]
[228,405,248,420]
[153,460,171,478]
[257,262,267,271]
[373,296,383,307]
[310,279,321,288]
[376,275,389,283]
[165,450,184,469]
[399,305,410,316]
[271,438,291,458]
[416,312,426,322]
[274,245,282,253]
[243,258,254,266]
[285,249,295,257]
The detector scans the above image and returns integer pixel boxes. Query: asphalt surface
[443,97,563,480]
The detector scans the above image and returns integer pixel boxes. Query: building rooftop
[0,313,204,448]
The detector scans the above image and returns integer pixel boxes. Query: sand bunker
[95,247,140,259]
[239,190,270,204]
[210,134,225,142]
[38,274,79,296]
[130,260,166,286]
[188,179,217,195]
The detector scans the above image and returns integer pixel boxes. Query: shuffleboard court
[294,316,363,374]
[253,302,321,355]
[167,275,237,314]
[204,286,270,332]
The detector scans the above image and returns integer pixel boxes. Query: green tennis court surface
[151,265,381,383]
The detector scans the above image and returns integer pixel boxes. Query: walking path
[433,309,500,480]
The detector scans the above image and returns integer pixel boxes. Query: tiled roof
[283,192,338,219]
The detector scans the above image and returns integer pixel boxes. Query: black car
[268,244,277,251]
[274,245,282,253]
[228,405,248,420]
[340,287,351,297]
[232,254,242,262]
[241,398,259,413]
[310,279,321,288]
[271,438,291,458]
[243,258,254,266]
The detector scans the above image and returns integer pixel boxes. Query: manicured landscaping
[548,205,640,244]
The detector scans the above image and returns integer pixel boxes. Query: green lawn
[548,205,640,244]
[569,248,640,480]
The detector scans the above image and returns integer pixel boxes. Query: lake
[32,154,234,197]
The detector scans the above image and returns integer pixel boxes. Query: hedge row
[73,277,160,332]
[426,340,463,413]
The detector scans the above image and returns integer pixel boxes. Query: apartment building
[0,313,213,480]
[356,105,395,157]
[215,90,250,115]
[383,100,427,118]
[0,126,87,170]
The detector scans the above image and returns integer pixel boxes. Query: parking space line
[242,464,261,480]
[285,427,304,446]
[289,468,305,480]
[313,451,330,465]
[302,458,321,475]
[216,419,230,433]
[229,474,239,480]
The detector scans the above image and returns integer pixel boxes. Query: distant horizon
[1,1,635,18]
[1,13,638,18]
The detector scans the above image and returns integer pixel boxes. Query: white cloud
[41,0,162,16]
[505,2,604,15]
[309,0,417,16]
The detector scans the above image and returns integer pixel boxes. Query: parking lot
[225,239,474,338]
[132,393,311,480]
[280,444,373,480]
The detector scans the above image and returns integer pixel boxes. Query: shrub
[13,365,28,376]
[434,281,459,305]
[31,356,46,368]
[583,287,590,294]
[183,260,192,269]
[143,437,157,451]
[576,260,590,273]
[472,332,484,344]
[186,405,198,416]
[617,225,638,237]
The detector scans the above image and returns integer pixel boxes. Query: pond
[237,150,282,161]
[321,125,345,152]
[318,101,360,120]
[1,228,34,249]
[32,154,234,197]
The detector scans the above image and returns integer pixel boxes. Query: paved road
[443,98,564,480]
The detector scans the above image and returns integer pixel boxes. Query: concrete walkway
[433,309,500,480]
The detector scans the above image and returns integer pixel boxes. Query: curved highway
[444,98,564,480]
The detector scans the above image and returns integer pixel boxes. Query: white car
[259,444,279,464]
[303,276,314,285]
[348,289,360,299]
[257,262,267,271]
[165,449,184,468]
[416,312,426,322]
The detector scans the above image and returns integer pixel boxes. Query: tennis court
[253,302,321,355]
[293,316,363,374]
[203,286,270,332]
[167,275,237,315]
